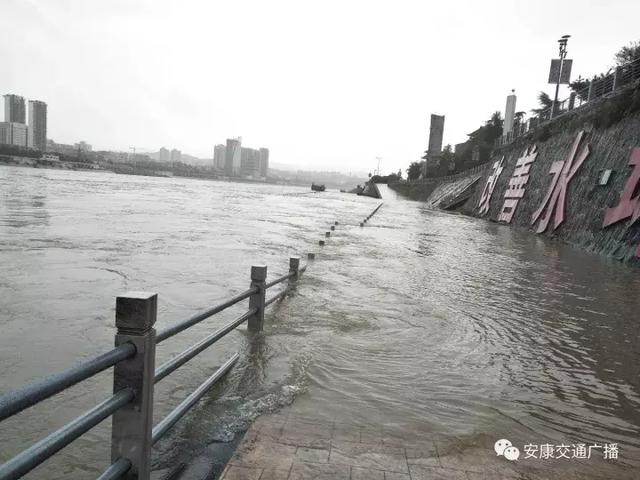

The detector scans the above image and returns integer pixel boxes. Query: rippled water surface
[1,166,639,478]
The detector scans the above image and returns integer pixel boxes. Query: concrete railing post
[612,67,619,92]
[248,265,267,332]
[111,292,157,480]
[587,76,595,101]
[289,257,300,281]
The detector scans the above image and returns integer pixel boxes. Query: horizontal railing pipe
[265,272,294,289]
[151,354,239,445]
[0,388,134,480]
[0,343,136,422]
[96,458,131,480]
[155,309,256,383]
[156,287,257,343]
[265,289,287,307]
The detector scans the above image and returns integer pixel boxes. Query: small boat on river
[311,183,326,192]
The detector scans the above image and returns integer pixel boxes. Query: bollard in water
[248,265,267,332]
[360,222,364,227]
[330,226,335,231]
[334,221,339,225]
[289,257,300,280]
[112,292,157,480]
[307,252,315,260]
[319,240,325,246]
[325,231,330,237]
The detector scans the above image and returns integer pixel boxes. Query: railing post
[111,292,157,480]
[248,265,267,332]
[289,257,300,281]
[587,76,594,101]
[612,67,619,92]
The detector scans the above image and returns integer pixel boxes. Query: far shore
[0,155,359,190]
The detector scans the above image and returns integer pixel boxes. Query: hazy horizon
[3,0,640,175]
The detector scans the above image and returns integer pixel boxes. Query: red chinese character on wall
[602,147,640,257]
[477,156,505,216]
[603,148,640,227]
[531,131,590,233]
[498,146,537,223]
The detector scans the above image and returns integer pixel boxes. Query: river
[0,166,638,479]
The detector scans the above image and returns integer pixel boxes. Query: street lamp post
[551,35,571,119]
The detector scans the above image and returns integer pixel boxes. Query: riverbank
[0,156,342,190]
[390,82,640,264]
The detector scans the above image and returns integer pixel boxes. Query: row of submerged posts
[316,203,382,246]
[0,256,310,480]
[360,203,383,227]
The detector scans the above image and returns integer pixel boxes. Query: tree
[453,111,504,172]
[531,91,554,115]
[615,41,640,66]
[441,144,456,172]
[407,161,422,180]
[569,76,591,101]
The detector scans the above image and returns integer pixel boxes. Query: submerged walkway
[220,406,631,480]
[220,411,529,480]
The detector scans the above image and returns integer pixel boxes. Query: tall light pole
[375,157,382,176]
[552,35,571,119]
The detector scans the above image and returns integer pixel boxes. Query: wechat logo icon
[495,439,520,461]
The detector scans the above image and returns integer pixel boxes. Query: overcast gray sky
[3,0,640,174]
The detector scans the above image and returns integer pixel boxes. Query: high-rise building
[74,141,92,152]
[159,147,170,162]
[241,147,251,173]
[4,94,26,124]
[224,138,242,176]
[214,144,226,170]
[0,122,28,147]
[170,148,182,163]
[27,100,47,151]
[427,114,445,156]
[503,91,517,136]
[241,147,261,177]
[259,148,269,177]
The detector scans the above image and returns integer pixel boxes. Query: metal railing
[0,256,307,480]
[393,162,491,186]
[496,56,640,148]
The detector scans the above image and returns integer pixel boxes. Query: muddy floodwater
[0,166,638,479]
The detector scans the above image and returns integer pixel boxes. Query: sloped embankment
[392,84,640,263]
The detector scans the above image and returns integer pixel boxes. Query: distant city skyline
[0,93,47,150]
[3,1,640,174]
